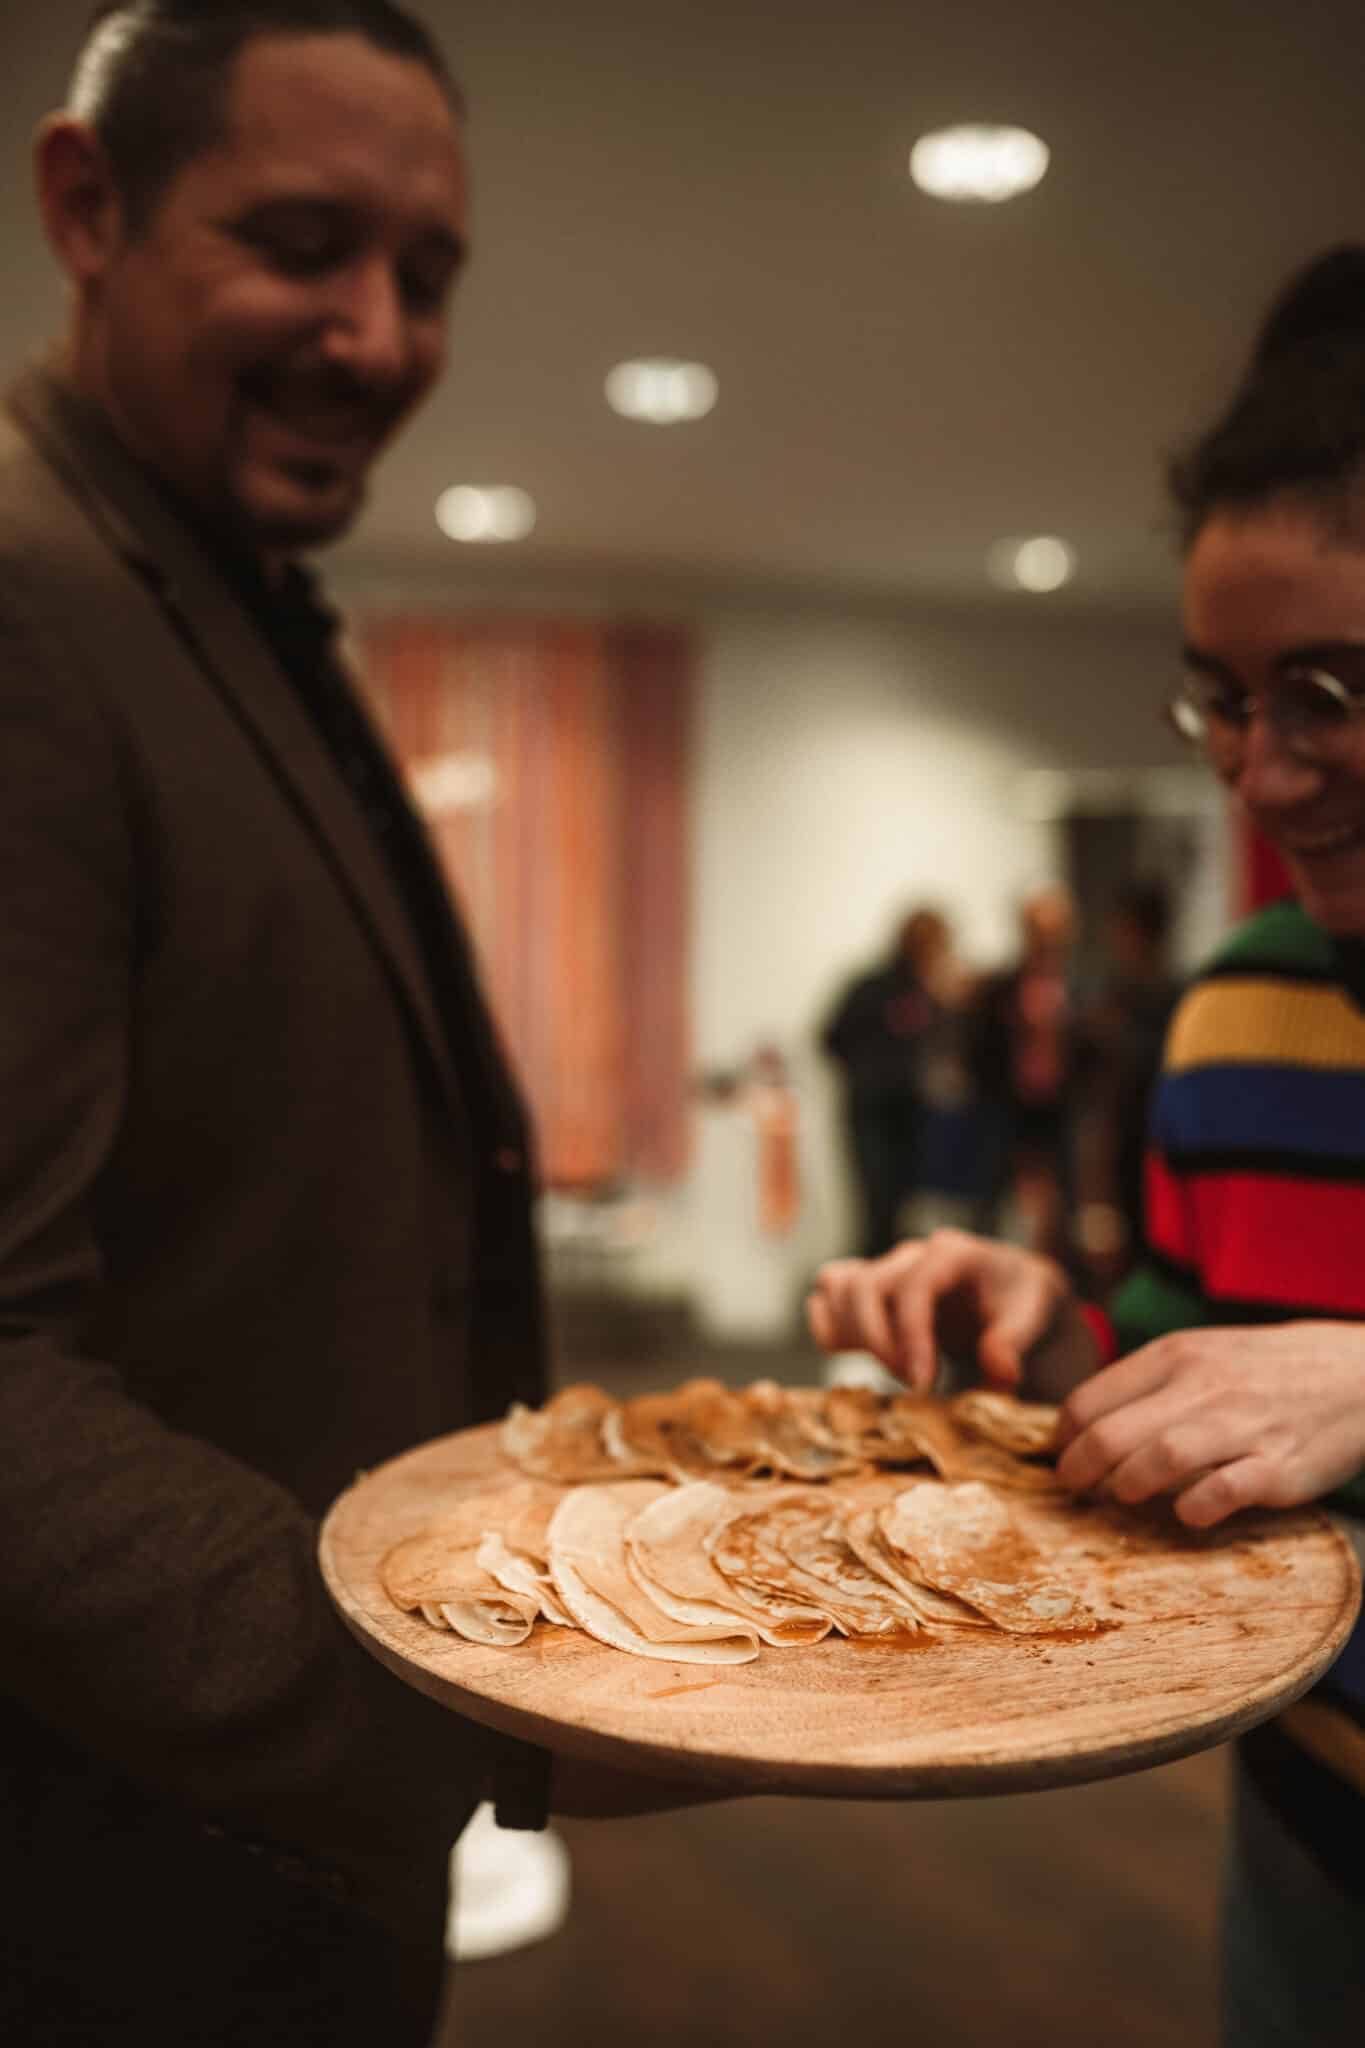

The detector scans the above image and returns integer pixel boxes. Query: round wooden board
[319,1419,1362,1799]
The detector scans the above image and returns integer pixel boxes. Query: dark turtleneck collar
[136,464,344,667]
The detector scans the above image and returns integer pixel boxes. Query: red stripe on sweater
[1147,1154,1365,1311]
[1145,1153,1196,1261]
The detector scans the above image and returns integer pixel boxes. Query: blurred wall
[340,568,1228,1338]
[690,598,1225,1330]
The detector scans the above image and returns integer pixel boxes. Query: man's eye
[235,213,345,274]
[256,234,340,275]
[398,258,458,313]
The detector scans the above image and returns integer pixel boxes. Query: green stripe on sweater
[1206,897,1331,974]
[1110,1262,1216,1352]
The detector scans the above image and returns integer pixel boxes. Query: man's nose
[1227,705,1325,809]
[323,259,410,383]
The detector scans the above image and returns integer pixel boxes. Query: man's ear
[34,114,127,282]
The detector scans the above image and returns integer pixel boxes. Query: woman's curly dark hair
[1168,245,1365,547]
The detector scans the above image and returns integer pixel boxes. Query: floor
[433,1298,1230,2047]
[437,1751,1226,2047]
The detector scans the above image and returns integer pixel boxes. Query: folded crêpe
[502,1382,640,1482]
[949,1388,1062,1458]
[502,1381,1064,1492]
[872,1396,1062,1492]
[471,1480,576,1627]
[604,1379,866,1483]
[707,1490,929,1637]
[381,1484,556,1645]
[625,1480,832,1645]
[819,1384,890,1449]
[476,1532,575,1627]
[877,1480,1100,1634]
[739,1380,867,1480]
[841,1501,992,1630]
[604,1378,765,1482]
[548,1479,761,1662]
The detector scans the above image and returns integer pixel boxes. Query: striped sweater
[1111,898,1365,1512]
[1105,897,1365,1882]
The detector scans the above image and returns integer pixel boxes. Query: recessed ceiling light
[435,485,537,544]
[987,535,1076,593]
[909,125,1049,204]
[605,358,718,424]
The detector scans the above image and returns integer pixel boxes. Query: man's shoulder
[0,380,100,589]
[0,392,59,522]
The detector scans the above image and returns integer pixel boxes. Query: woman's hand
[805,1229,1083,1392]
[1056,1321,1365,1527]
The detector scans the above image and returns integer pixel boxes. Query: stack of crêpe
[379,1380,1103,1663]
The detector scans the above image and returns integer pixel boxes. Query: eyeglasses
[1167,663,1365,767]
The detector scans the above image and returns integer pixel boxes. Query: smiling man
[0,7,550,2045]
[50,5,468,556]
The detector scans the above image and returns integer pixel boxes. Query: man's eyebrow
[225,198,467,249]
[221,194,345,228]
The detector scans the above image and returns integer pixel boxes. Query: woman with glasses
[808,244,1365,2048]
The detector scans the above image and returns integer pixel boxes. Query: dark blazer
[0,366,548,1989]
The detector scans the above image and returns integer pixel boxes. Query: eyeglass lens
[1176,666,1359,754]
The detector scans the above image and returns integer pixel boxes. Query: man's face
[86,32,468,557]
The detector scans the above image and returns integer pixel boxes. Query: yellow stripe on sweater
[1165,978,1365,1075]
[1278,1698,1365,1799]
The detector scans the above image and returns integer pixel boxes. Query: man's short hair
[70,1,462,234]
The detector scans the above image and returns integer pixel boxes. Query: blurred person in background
[1072,877,1183,1288]
[0,6,719,2043]
[965,883,1082,1264]
[808,245,1365,2048]
[821,905,959,1254]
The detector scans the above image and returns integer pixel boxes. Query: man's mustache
[242,363,413,433]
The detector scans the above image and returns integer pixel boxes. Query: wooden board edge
[317,1438,1364,1804]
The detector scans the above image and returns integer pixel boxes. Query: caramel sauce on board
[843,1617,1118,1653]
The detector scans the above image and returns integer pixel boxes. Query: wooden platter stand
[320,1421,1362,1800]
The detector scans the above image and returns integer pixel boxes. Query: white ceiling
[5,0,1365,614]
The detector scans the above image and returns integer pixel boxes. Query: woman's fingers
[974,1271,1062,1387]
[1066,1399,1225,1502]
[809,1296,1365,1529]
[887,1239,955,1387]
[1174,1454,1284,1529]
[1055,1343,1179,1452]
[805,1254,910,1374]
[806,1233,1065,1391]
[804,1286,840,1354]
[1054,1326,1361,1519]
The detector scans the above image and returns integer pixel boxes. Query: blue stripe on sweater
[1151,1064,1365,1162]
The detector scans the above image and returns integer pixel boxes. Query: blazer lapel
[8,366,472,1127]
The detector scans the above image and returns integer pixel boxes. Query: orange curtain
[356,615,693,1190]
